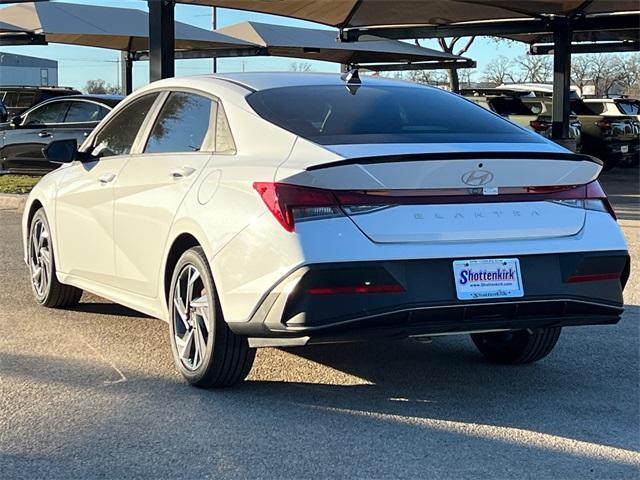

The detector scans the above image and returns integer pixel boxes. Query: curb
[0,193,27,212]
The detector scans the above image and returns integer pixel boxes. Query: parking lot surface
[0,169,638,479]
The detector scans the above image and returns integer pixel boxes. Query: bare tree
[482,55,517,86]
[614,53,640,96]
[85,79,121,95]
[571,55,593,96]
[289,61,313,72]
[515,55,552,83]
[416,37,476,92]
[588,54,618,96]
[406,69,449,87]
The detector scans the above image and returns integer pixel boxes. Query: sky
[0,0,532,91]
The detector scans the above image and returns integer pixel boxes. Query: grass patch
[0,175,41,194]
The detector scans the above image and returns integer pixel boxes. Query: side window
[23,101,70,125]
[64,101,108,123]
[93,93,159,158]
[215,104,236,154]
[588,102,605,115]
[17,92,37,108]
[145,92,215,154]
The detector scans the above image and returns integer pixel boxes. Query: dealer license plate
[453,258,524,300]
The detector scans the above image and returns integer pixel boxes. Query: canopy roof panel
[0,2,254,52]
[216,21,468,66]
[180,0,639,28]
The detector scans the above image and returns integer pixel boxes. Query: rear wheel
[168,247,255,388]
[28,208,83,308]
[471,327,561,364]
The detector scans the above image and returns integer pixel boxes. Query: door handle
[169,166,196,179]
[99,173,116,184]
[38,131,51,138]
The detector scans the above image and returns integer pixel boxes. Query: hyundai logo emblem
[461,170,494,186]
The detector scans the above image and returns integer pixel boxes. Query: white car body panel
[21,73,628,329]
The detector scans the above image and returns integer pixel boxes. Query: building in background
[0,52,58,87]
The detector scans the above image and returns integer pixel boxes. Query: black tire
[28,208,83,308]
[471,327,561,364]
[168,246,255,388]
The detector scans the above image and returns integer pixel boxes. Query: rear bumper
[228,250,630,346]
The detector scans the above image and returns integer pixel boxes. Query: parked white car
[23,73,630,388]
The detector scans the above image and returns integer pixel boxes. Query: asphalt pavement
[0,169,638,479]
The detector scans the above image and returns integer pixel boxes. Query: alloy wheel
[172,264,211,371]
[29,218,52,298]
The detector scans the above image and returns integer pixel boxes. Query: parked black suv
[0,86,81,119]
[0,94,123,175]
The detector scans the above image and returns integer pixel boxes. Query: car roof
[203,72,427,92]
[45,94,124,107]
[0,85,80,93]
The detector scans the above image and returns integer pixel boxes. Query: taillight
[254,180,617,232]
[596,119,612,131]
[253,182,342,232]
[550,181,616,219]
[530,119,550,132]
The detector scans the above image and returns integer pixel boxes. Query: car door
[54,93,161,286]
[0,100,70,173]
[112,90,217,297]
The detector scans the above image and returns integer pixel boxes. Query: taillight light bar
[253,180,616,232]
[308,284,404,295]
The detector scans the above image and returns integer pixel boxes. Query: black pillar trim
[148,0,175,82]
[551,18,572,141]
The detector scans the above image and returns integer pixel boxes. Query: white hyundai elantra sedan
[23,73,630,388]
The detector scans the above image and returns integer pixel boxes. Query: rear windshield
[246,85,541,145]
[616,100,639,115]
[489,97,535,116]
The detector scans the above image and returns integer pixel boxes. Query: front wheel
[168,247,255,388]
[28,208,82,308]
[471,327,561,364]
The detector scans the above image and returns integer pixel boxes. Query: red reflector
[308,284,404,295]
[566,272,621,283]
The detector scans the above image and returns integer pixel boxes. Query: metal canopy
[0,2,254,52]
[0,2,254,93]
[178,1,639,29]
[209,21,474,70]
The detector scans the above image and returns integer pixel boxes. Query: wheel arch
[163,233,202,307]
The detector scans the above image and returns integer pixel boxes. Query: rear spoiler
[306,151,603,171]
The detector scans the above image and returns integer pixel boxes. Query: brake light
[596,119,612,131]
[530,119,550,132]
[308,284,404,295]
[253,182,342,232]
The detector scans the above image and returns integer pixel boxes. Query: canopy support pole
[551,18,572,144]
[148,0,175,81]
[120,51,133,95]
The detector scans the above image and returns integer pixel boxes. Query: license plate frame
[453,258,524,300]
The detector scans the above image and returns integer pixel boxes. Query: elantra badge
[462,170,494,186]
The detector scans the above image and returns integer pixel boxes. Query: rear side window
[586,102,605,115]
[17,92,37,108]
[2,92,18,107]
[23,101,70,125]
[93,93,159,157]
[145,92,215,153]
[247,85,540,145]
[65,101,109,123]
[616,100,639,115]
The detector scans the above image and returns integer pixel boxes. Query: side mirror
[43,139,78,164]
[10,116,22,127]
